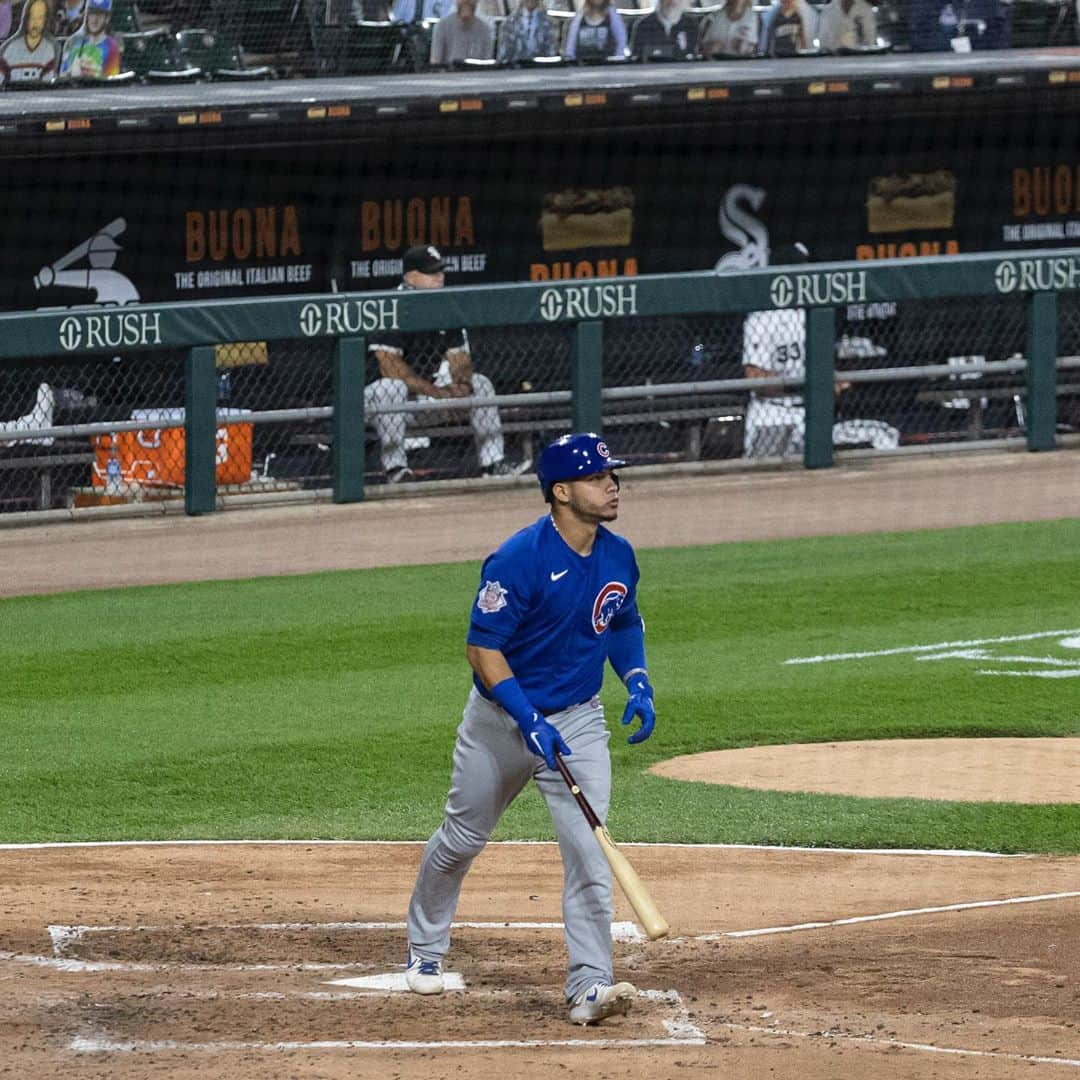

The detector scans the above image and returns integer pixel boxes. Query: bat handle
[553,751,601,830]
[553,750,574,788]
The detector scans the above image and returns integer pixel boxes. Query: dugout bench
[290,392,746,478]
[0,440,95,512]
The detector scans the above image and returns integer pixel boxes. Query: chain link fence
[1,291,1065,514]
[1056,292,1080,437]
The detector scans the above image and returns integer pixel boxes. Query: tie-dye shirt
[60,32,122,78]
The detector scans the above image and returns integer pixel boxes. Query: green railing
[0,248,1075,515]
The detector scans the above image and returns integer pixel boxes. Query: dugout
[3,48,1080,495]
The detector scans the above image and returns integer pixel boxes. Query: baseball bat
[35,219,128,290]
[553,752,669,941]
[53,218,127,273]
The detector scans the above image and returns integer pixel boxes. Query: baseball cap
[403,245,446,275]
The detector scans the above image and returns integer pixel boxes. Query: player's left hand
[620,674,655,745]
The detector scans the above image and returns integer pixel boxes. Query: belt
[540,698,590,717]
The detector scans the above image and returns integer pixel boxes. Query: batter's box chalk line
[26,919,645,975]
[68,989,705,1054]
[49,918,702,1053]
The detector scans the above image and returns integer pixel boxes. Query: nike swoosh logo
[550,569,569,582]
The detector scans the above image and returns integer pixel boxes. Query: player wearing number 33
[405,432,655,1025]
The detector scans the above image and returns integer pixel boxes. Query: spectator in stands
[366,245,531,483]
[908,0,1009,50]
[429,0,494,63]
[0,0,60,84]
[390,0,453,22]
[698,0,758,56]
[59,0,121,78]
[58,0,83,33]
[758,0,814,55]
[816,0,877,50]
[477,0,509,15]
[741,243,900,459]
[497,0,557,62]
[629,0,697,59]
[0,1,12,40]
[563,0,626,58]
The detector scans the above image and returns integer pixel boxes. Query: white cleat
[568,981,635,1025]
[405,952,445,995]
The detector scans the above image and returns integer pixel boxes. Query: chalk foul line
[693,890,1080,940]
[785,627,1080,666]
[726,1023,1080,1069]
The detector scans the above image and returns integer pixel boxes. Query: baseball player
[743,241,900,457]
[366,244,529,483]
[405,432,656,1025]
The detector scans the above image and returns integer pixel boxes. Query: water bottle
[105,449,122,495]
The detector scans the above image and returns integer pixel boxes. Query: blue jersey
[467,515,641,714]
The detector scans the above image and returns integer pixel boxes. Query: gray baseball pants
[407,687,614,1001]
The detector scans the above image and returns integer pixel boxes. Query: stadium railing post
[1025,291,1057,452]
[185,345,218,516]
[804,306,835,469]
[572,320,604,434]
[334,335,366,502]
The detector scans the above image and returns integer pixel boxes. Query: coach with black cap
[365,245,531,483]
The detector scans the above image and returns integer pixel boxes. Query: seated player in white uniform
[742,242,900,458]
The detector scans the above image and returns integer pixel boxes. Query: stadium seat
[518,53,567,68]
[176,27,274,79]
[121,28,203,82]
[109,0,143,33]
[1011,0,1059,47]
[239,0,299,55]
[873,0,910,49]
[342,19,408,74]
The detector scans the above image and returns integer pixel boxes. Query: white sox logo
[58,312,163,352]
[592,581,628,634]
[299,298,401,337]
[539,283,638,322]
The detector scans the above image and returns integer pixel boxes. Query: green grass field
[2,518,1078,851]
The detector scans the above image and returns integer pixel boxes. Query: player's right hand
[517,712,571,771]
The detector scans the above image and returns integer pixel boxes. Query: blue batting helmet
[537,432,628,496]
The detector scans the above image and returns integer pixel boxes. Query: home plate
[325,972,466,992]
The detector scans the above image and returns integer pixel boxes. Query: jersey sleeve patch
[592,580,628,634]
[476,579,509,614]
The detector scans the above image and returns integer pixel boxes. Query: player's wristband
[489,676,540,729]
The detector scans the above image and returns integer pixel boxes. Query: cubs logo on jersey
[592,581,628,634]
[477,580,508,614]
